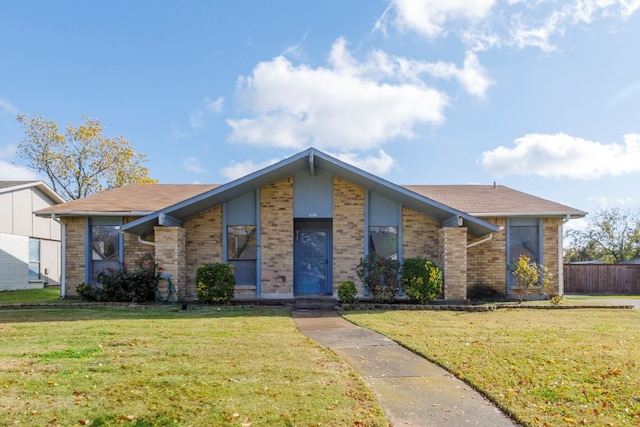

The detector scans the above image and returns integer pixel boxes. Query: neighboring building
[37,148,586,301]
[0,181,64,291]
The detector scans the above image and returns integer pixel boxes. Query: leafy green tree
[17,114,157,201]
[565,206,640,263]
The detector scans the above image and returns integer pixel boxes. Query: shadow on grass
[0,304,294,323]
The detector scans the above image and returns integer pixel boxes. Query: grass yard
[0,307,386,427]
[0,288,62,304]
[343,309,640,426]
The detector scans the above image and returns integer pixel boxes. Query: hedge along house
[37,148,586,301]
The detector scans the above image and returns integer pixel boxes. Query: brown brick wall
[401,206,440,264]
[122,216,154,271]
[154,226,186,299]
[333,177,365,295]
[62,217,86,296]
[439,227,468,300]
[467,217,507,297]
[260,178,294,295]
[542,217,562,295]
[184,206,223,299]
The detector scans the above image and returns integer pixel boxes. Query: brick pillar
[439,227,468,301]
[154,226,186,299]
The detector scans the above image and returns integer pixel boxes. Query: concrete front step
[294,298,337,310]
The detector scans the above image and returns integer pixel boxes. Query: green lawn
[0,307,386,426]
[343,308,640,426]
[0,288,62,304]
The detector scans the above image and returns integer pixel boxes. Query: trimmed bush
[508,254,550,302]
[76,252,162,303]
[356,253,400,302]
[195,262,235,304]
[337,280,357,304]
[400,257,442,304]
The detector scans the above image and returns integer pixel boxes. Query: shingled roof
[403,185,586,218]
[35,182,586,220]
[36,184,217,217]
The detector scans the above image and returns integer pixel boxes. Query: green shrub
[337,281,357,304]
[508,254,551,302]
[76,252,162,303]
[356,252,400,302]
[195,262,235,304]
[400,257,442,304]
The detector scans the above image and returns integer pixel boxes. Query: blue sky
[1,0,640,230]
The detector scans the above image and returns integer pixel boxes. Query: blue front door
[294,222,332,295]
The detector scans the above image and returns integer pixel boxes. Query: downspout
[558,214,571,296]
[51,214,66,299]
[466,233,493,249]
[466,227,504,249]
[137,236,155,246]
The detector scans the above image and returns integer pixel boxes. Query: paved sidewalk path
[292,310,517,427]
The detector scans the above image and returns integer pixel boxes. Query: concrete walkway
[292,310,517,427]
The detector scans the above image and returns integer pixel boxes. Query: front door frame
[293,219,333,296]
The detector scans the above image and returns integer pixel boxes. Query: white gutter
[558,214,571,296]
[50,214,66,299]
[466,226,504,249]
[114,225,155,246]
[137,236,155,246]
[467,233,493,249]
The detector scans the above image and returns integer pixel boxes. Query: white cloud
[396,51,493,97]
[330,150,396,176]
[189,110,205,129]
[0,161,41,180]
[218,158,281,181]
[382,0,496,39]
[480,132,640,179]
[0,144,18,158]
[227,39,452,150]
[377,0,640,52]
[0,144,41,180]
[182,157,206,174]
[171,125,191,139]
[0,98,18,115]
[204,96,224,113]
[507,0,640,51]
[189,96,224,129]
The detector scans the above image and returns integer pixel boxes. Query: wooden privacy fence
[564,263,640,295]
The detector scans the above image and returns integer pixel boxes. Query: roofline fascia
[34,211,154,218]
[121,149,317,233]
[0,180,65,204]
[326,157,499,232]
[471,212,587,218]
[121,147,501,235]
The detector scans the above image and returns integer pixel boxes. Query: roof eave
[0,181,65,204]
[35,210,155,218]
[472,211,587,218]
[122,148,501,237]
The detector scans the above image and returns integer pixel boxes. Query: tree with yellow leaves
[17,114,157,200]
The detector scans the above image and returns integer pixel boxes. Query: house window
[28,238,40,281]
[509,224,540,263]
[369,226,398,260]
[508,219,541,292]
[227,225,257,286]
[90,219,122,279]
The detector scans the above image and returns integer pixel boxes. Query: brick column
[154,226,186,299]
[439,227,468,301]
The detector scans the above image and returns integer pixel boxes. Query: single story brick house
[37,148,586,301]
